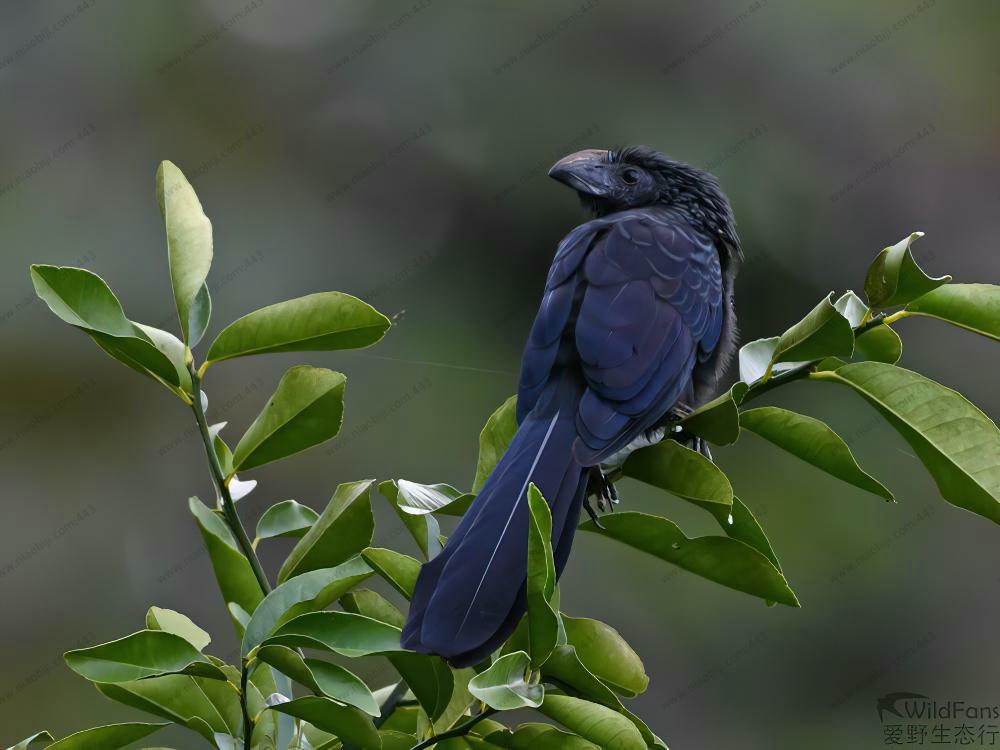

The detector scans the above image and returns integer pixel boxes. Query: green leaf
[468,651,543,710]
[6,732,53,750]
[29,265,188,392]
[361,547,421,599]
[188,497,264,627]
[623,441,733,506]
[255,500,320,543]
[277,480,375,583]
[379,731,420,750]
[905,283,1000,341]
[864,232,950,308]
[678,382,748,446]
[538,695,645,750]
[769,292,854,367]
[389,652,455,722]
[854,324,902,364]
[96,675,241,740]
[525,484,560,669]
[813,362,1000,524]
[145,607,211,651]
[206,292,390,363]
[210,423,234,477]
[391,480,474,517]
[64,630,226,682]
[256,645,380,716]
[243,557,373,656]
[263,611,402,658]
[340,588,406,628]
[45,723,167,750]
[509,724,598,750]
[709,496,782,572]
[233,366,347,471]
[561,615,648,698]
[189,283,212,348]
[580,511,799,606]
[738,336,779,383]
[739,406,893,500]
[156,160,213,343]
[379,480,444,559]
[269,697,380,750]
[473,395,519,492]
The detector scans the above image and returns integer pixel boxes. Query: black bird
[402,146,742,666]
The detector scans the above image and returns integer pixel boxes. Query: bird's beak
[548,149,614,197]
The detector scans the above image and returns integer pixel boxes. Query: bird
[401,146,743,667]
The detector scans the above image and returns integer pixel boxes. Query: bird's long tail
[401,376,586,666]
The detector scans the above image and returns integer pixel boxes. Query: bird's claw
[584,496,606,529]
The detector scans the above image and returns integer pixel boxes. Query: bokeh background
[1,1,998,747]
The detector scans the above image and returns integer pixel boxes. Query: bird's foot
[584,495,606,529]
[589,467,619,512]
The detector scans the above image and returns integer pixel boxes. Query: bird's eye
[621,168,640,185]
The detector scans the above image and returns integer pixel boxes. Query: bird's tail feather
[402,377,585,666]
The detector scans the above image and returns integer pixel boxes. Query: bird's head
[549,145,742,263]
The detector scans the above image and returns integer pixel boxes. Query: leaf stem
[240,662,254,750]
[409,708,499,750]
[187,361,272,597]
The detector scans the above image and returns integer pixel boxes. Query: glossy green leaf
[156,160,213,343]
[65,630,226,682]
[740,406,893,500]
[340,588,406,628]
[256,645,379,716]
[814,362,1000,524]
[391,480,474,517]
[544,648,658,745]
[389,651,455,722]
[361,547,420,599]
[243,556,373,656]
[188,497,264,627]
[263,611,402,658]
[430,665,477,734]
[45,723,167,750]
[145,607,211,651]
[269,697,380,750]
[233,366,347,471]
[905,283,1000,341]
[679,382,748,445]
[581,512,799,606]
[379,731,420,750]
[206,291,390,363]
[526,484,560,669]
[473,395,518,491]
[705,496,782,572]
[623,441,732,506]
[277,480,375,583]
[509,724,598,750]
[468,651,543,710]
[30,265,187,392]
[562,615,647,697]
[379,480,443,559]
[770,292,854,367]
[6,732,53,750]
[538,695,645,750]
[865,232,950,308]
[255,500,320,544]
[209,422,234,477]
[854,324,902,364]
[96,675,241,740]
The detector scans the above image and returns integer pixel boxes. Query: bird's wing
[519,210,724,464]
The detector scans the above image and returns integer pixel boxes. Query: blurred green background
[1,1,998,747]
